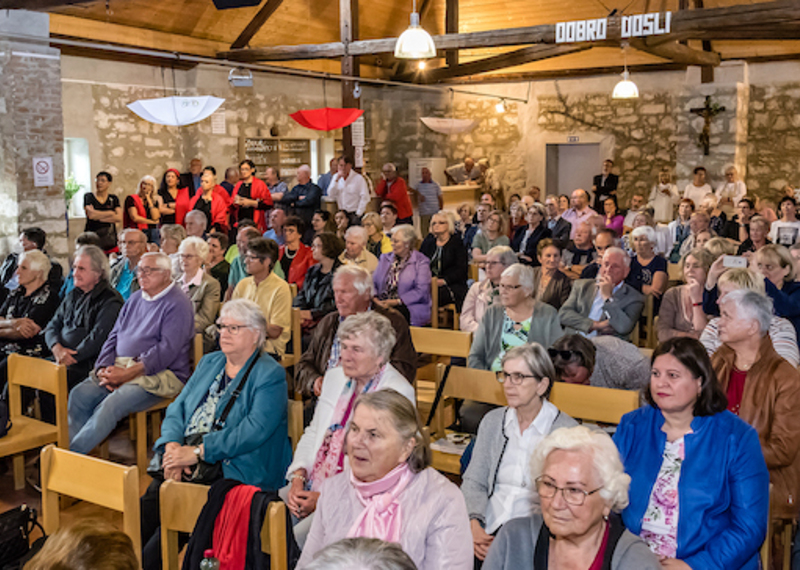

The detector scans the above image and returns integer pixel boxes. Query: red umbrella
[290,107,364,131]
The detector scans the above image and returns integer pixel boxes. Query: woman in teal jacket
[614,337,768,570]
[140,299,292,570]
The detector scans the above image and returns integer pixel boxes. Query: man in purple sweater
[68,252,195,454]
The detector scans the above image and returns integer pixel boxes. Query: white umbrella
[420,117,479,135]
[127,96,225,127]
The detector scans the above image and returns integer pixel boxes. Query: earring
[603,514,609,521]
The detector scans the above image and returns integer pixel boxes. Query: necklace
[285,248,298,259]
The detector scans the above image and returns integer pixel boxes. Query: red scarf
[212,484,259,570]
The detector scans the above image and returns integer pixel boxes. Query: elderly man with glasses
[67,252,195,455]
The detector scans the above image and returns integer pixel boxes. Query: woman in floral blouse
[613,337,769,569]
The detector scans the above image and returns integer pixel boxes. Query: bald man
[277,164,322,239]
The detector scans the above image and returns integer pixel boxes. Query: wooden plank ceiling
[33,0,800,80]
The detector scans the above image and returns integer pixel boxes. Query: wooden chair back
[667,262,682,282]
[0,355,68,489]
[430,275,439,329]
[281,308,303,371]
[288,399,303,452]
[40,444,141,564]
[469,263,480,282]
[160,480,288,570]
[289,283,298,300]
[193,332,203,371]
[761,483,773,570]
[410,327,472,360]
[549,382,640,425]
[441,365,506,406]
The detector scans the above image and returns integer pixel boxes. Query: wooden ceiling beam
[0,0,91,8]
[230,0,285,50]
[630,39,720,66]
[449,62,687,84]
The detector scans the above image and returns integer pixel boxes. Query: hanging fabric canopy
[290,107,364,131]
[420,117,479,135]
[127,96,225,126]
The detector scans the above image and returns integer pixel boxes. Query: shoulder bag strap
[212,351,261,431]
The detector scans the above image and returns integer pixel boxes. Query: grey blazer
[557,278,644,340]
[180,272,221,334]
[468,302,564,370]
[461,406,577,525]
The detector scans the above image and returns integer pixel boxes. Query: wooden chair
[193,332,203,371]
[430,276,458,330]
[280,308,303,369]
[0,354,67,490]
[468,263,480,282]
[667,262,682,283]
[549,382,640,425]
[160,479,288,570]
[288,399,303,452]
[761,483,773,570]
[131,398,174,475]
[289,283,298,300]
[40,444,141,564]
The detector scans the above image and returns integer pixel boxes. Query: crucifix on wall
[690,95,726,156]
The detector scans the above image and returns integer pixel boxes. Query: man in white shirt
[326,155,370,225]
[445,157,481,185]
[769,196,800,246]
[561,189,596,240]
[715,165,747,216]
[683,166,713,207]
[622,193,646,232]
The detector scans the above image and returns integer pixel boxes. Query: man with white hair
[338,226,379,273]
[558,247,644,340]
[68,252,195,454]
[277,164,322,237]
[295,265,417,397]
[184,210,208,239]
[376,163,413,225]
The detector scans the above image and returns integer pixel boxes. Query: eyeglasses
[497,371,538,385]
[178,253,197,259]
[119,240,145,246]
[216,322,251,335]
[485,261,504,267]
[243,254,265,262]
[135,266,166,276]
[548,348,578,361]
[535,476,603,506]
[498,283,522,290]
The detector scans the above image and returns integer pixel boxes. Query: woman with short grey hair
[462,344,577,564]
[469,263,563,371]
[305,538,418,570]
[177,236,220,334]
[461,245,517,333]
[483,426,660,570]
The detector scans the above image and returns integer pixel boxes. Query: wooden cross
[690,95,725,156]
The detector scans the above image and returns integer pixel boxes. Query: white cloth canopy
[420,117,479,135]
[127,96,225,126]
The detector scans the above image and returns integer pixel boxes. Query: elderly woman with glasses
[420,211,469,312]
[460,246,517,333]
[138,299,292,570]
[616,337,769,569]
[483,425,660,570]
[469,264,563,372]
[176,236,220,334]
[511,202,550,267]
[472,211,510,265]
[298,389,471,570]
[462,344,577,564]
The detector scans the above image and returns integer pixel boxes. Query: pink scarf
[346,463,414,543]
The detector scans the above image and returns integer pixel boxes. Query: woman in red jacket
[156,168,192,226]
[124,175,161,243]
[189,168,231,234]
[278,216,315,289]
[231,159,272,234]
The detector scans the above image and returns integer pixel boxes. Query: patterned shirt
[641,437,685,558]
[490,311,531,372]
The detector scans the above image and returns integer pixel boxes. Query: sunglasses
[548,348,579,361]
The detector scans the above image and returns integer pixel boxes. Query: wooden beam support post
[340,0,359,162]
[445,0,459,68]
[630,38,720,66]
[693,0,714,83]
[0,0,91,8]
[230,0,285,50]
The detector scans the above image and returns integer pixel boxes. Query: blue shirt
[115,259,136,301]
[318,172,333,196]
[263,229,285,246]
[416,181,442,216]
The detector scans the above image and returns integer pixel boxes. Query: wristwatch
[193,446,202,459]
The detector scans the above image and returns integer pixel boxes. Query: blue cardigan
[613,406,769,570]
[155,350,292,490]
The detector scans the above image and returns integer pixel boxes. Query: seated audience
[464,203,488,254]
[756,196,778,224]
[0,227,63,305]
[68,252,194,454]
[335,210,351,240]
[770,196,800,247]
[648,167,679,224]
[549,334,649,390]
[667,198,694,262]
[176,237,220,334]
[579,228,617,280]
[277,164,322,231]
[729,197,755,242]
[603,197,624,235]
[159,224,187,278]
[45,245,123,391]
[420,211,468,311]
[376,163,413,224]
[225,225,261,301]
[312,209,337,238]
[304,537,417,570]
[616,337,769,567]
[379,202,399,236]
[156,168,191,226]
[472,211,510,264]
[532,239,572,310]
[457,203,475,237]
[60,231,102,298]
[678,211,712,258]
[703,236,737,259]
[462,344,577,563]
[265,208,287,246]
[205,231,229,301]
[557,195,570,215]
[711,290,800,522]
[627,226,668,307]
[469,264,563,371]
[699,194,727,237]
[507,200,527,239]
[285,313,416,547]
[559,248,644,340]
[561,222,596,280]
[184,210,208,239]
[737,215,771,255]
[123,175,160,243]
[232,237,292,357]
[544,196,571,250]
[279,216,315,288]
[511,202,550,267]
[0,250,60,387]
[294,232,344,344]
[361,212,391,259]
[339,226,379,273]
[657,248,713,343]
[139,299,292,570]
[622,193,646,233]
[373,225,432,326]
[484,425,660,570]
[110,229,147,301]
[25,519,138,570]
[460,246,516,333]
[296,266,416,396]
[298,389,471,569]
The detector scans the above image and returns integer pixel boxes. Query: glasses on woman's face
[217,322,250,335]
[178,253,197,260]
[548,348,578,361]
[485,260,503,268]
[536,476,603,506]
[498,283,521,291]
[497,371,537,385]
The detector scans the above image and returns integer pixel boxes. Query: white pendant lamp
[612,43,639,100]
[394,0,436,59]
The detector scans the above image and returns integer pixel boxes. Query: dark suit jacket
[180,172,201,195]
[558,278,644,340]
[592,173,619,211]
[533,267,572,310]
[510,225,551,267]
[547,218,572,250]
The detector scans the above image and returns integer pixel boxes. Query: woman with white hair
[617,337,769,568]
[139,298,292,570]
[124,175,161,244]
[507,200,527,239]
[483,425,660,569]
[0,249,60,388]
[626,225,668,302]
[460,246,517,333]
[305,538,418,570]
[176,236,221,334]
[339,226,379,273]
[283,311,416,547]
[420,211,469,311]
[468,264,563,371]
[716,165,747,217]
[373,225,432,326]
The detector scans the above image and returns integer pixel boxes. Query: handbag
[0,505,45,570]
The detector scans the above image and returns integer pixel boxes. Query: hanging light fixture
[394,0,436,59]
[495,99,507,113]
[612,42,639,100]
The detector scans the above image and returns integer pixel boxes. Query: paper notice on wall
[351,116,365,147]
[355,146,364,168]
[33,156,54,187]
[211,110,226,135]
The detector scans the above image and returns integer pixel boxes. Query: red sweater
[279,242,315,288]
[376,177,413,220]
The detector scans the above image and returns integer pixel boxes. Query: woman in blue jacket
[614,337,769,570]
[139,299,293,570]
